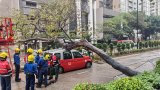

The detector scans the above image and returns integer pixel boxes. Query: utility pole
[137,0,139,49]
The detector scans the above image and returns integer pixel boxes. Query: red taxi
[46,49,92,73]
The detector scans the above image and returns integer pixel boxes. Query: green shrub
[121,43,125,51]
[116,43,121,53]
[142,42,145,48]
[126,43,131,50]
[151,41,154,47]
[109,43,114,55]
[149,41,152,47]
[155,60,160,74]
[145,41,148,48]
[103,43,108,52]
[131,43,134,49]
[73,83,107,90]
[158,41,160,46]
[96,43,103,49]
[135,71,160,89]
[106,77,152,90]
[139,42,143,49]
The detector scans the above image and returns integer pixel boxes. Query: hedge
[73,59,160,90]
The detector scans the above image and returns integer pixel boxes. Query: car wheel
[59,67,64,74]
[86,62,92,68]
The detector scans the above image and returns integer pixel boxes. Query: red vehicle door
[61,51,76,71]
[72,51,85,69]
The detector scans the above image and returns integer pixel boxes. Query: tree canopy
[104,11,160,41]
[12,0,75,42]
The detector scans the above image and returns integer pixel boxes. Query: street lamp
[137,0,139,49]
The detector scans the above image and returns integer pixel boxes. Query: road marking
[77,71,89,74]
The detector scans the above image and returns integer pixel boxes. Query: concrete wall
[0,0,20,17]
[96,7,103,40]
[112,0,120,12]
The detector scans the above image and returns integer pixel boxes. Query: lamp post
[137,0,139,49]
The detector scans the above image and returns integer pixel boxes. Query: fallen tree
[19,38,139,76]
[62,39,139,76]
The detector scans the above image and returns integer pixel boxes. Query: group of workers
[0,47,60,90]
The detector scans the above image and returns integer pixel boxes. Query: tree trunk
[64,40,139,76]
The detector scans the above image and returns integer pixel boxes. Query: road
[8,50,160,90]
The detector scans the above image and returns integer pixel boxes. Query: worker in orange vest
[0,52,12,90]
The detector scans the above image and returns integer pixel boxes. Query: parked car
[117,40,134,43]
[45,49,92,73]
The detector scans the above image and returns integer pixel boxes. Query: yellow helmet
[44,54,50,60]
[15,48,20,53]
[27,48,34,54]
[28,55,35,62]
[37,49,43,54]
[0,52,8,59]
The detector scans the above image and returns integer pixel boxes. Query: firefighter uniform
[37,54,50,88]
[35,49,43,64]
[24,55,37,90]
[14,48,21,82]
[24,48,34,63]
[49,55,59,83]
[0,52,12,90]
[35,49,43,79]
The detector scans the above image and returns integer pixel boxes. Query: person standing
[35,49,43,79]
[52,55,60,83]
[0,52,12,90]
[49,55,59,83]
[35,49,43,64]
[37,54,50,88]
[14,48,21,82]
[24,55,37,90]
[24,48,34,63]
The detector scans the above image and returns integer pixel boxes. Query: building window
[26,1,37,7]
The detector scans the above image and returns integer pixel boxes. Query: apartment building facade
[150,0,160,16]
[119,0,151,15]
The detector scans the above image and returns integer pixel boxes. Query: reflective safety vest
[0,60,12,77]
[24,54,29,63]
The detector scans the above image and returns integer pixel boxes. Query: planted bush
[139,42,143,49]
[155,60,160,74]
[73,83,107,90]
[96,43,103,49]
[121,43,125,51]
[106,77,152,90]
[131,43,134,49]
[149,41,152,48]
[145,41,148,48]
[116,43,121,53]
[135,72,160,89]
[126,43,131,50]
[103,43,108,52]
[109,43,114,55]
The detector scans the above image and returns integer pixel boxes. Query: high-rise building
[141,0,150,16]
[150,0,160,16]
[120,0,151,16]
[120,0,141,13]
